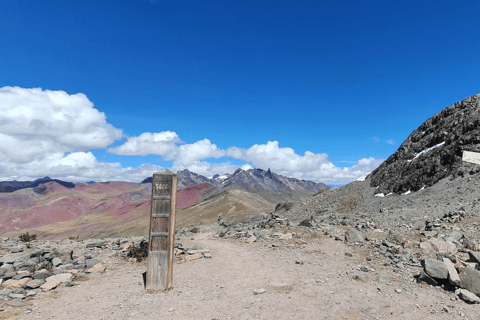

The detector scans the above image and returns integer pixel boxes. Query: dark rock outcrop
[369,94,480,195]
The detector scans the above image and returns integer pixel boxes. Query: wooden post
[146,169,177,291]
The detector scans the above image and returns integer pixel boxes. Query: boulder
[40,278,61,292]
[1,278,32,289]
[13,260,36,272]
[458,289,480,304]
[33,272,52,280]
[8,293,25,299]
[52,257,62,267]
[46,273,73,283]
[345,228,364,243]
[421,259,448,280]
[468,251,480,264]
[29,249,45,258]
[463,238,478,251]
[298,219,314,228]
[25,279,45,289]
[86,240,108,248]
[185,253,203,262]
[86,263,106,273]
[449,231,464,242]
[12,272,32,280]
[10,247,23,253]
[420,238,457,254]
[459,266,480,297]
[54,248,73,261]
[386,233,406,246]
[443,258,461,286]
[85,258,102,269]
[5,299,22,307]
[279,233,293,240]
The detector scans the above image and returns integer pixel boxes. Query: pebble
[253,288,266,295]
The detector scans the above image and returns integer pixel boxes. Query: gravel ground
[2,230,479,320]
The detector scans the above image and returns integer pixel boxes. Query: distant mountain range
[0,167,327,197]
[0,168,327,239]
[0,177,75,193]
[142,168,327,195]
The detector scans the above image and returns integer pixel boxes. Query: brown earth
[0,182,218,239]
[0,181,288,240]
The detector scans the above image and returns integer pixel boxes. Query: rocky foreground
[1,202,480,319]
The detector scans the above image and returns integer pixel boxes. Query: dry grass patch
[73,275,91,282]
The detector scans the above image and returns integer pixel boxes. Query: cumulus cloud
[0,150,167,183]
[174,139,225,167]
[0,86,122,162]
[108,135,384,184]
[0,86,126,181]
[0,86,384,185]
[108,131,183,157]
[223,141,384,185]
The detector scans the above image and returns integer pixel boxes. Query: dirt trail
[6,233,479,320]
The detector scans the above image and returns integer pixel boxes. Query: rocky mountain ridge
[369,93,480,195]
[141,167,328,195]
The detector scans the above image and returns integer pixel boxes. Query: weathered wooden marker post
[146,169,177,291]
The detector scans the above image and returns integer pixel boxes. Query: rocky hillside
[369,94,480,195]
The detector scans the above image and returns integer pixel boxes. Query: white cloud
[0,86,126,181]
[108,131,183,157]
[0,86,122,163]
[372,137,380,143]
[386,139,396,145]
[174,139,225,167]
[0,87,384,185]
[0,150,166,183]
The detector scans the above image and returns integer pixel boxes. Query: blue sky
[1,0,479,185]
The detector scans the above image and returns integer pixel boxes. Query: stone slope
[369,94,480,195]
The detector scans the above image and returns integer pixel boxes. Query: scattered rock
[253,288,266,295]
[86,240,108,248]
[5,299,22,307]
[52,257,62,267]
[298,219,314,228]
[345,228,364,243]
[459,266,480,297]
[87,263,106,273]
[40,278,61,292]
[352,271,367,281]
[185,253,203,262]
[85,258,102,269]
[468,251,480,264]
[46,273,73,283]
[421,259,448,280]
[25,279,45,289]
[443,258,460,286]
[420,238,457,255]
[1,278,32,289]
[458,289,480,304]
